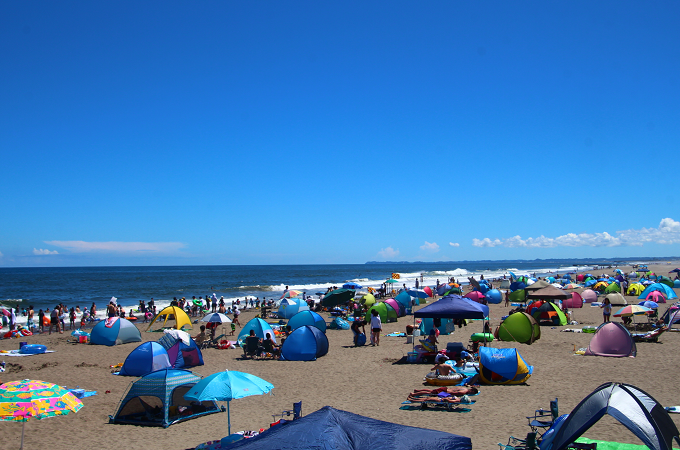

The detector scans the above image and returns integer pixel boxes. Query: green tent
[657,276,674,288]
[509,289,526,302]
[496,312,541,344]
[531,302,568,326]
[604,282,621,294]
[361,293,376,308]
[364,301,398,323]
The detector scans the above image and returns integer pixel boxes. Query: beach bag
[356,333,366,346]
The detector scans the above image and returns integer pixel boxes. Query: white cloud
[378,246,400,259]
[33,248,59,255]
[45,240,185,253]
[472,218,680,248]
[420,241,440,252]
[0,250,3,257]
[449,242,460,247]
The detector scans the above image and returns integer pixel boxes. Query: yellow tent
[147,305,192,331]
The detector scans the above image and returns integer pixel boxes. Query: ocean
[0,258,653,319]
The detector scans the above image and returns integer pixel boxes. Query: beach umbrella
[407,289,429,299]
[184,371,273,436]
[201,312,232,324]
[321,289,354,307]
[423,286,433,297]
[342,282,362,290]
[613,305,653,317]
[280,290,302,300]
[670,268,680,274]
[637,301,658,309]
[0,379,84,450]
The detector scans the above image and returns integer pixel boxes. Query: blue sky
[2,1,680,267]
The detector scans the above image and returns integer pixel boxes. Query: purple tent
[584,322,636,358]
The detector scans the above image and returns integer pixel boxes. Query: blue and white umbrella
[201,313,232,324]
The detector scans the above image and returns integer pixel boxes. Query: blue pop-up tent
[280,325,329,361]
[90,317,142,346]
[223,406,472,450]
[277,298,310,319]
[638,283,677,300]
[237,318,277,346]
[288,310,327,332]
[118,342,172,377]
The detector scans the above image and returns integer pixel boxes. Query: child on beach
[230,323,236,336]
[601,298,611,323]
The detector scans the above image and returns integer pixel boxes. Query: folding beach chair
[242,336,261,359]
[499,432,537,450]
[527,398,558,438]
[272,401,302,422]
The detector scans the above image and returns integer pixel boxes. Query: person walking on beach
[601,298,611,323]
[49,306,61,334]
[505,290,510,307]
[232,306,241,327]
[69,307,76,330]
[370,309,382,346]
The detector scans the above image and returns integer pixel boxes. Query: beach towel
[0,349,55,357]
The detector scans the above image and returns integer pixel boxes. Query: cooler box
[407,352,418,363]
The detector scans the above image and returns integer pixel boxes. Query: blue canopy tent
[413,295,490,351]
[222,406,472,450]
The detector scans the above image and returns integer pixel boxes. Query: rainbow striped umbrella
[0,379,83,449]
[613,305,653,317]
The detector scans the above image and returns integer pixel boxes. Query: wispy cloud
[472,218,680,248]
[45,240,185,253]
[0,250,3,258]
[449,242,460,247]
[378,246,400,259]
[33,248,59,255]
[420,241,440,252]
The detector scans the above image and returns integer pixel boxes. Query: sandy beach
[2,261,680,450]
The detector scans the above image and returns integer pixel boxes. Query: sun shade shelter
[110,369,222,427]
[147,306,192,331]
[119,342,172,376]
[479,347,533,384]
[526,285,570,302]
[222,406,472,450]
[540,382,680,450]
[237,318,277,346]
[288,310,327,332]
[280,325,329,361]
[638,283,677,300]
[364,302,398,323]
[277,298,310,319]
[157,331,204,369]
[603,292,627,305]
[90,317,142,346]
[584,322,636,358]
[496,312,541,344]
[531,302,568,326]
[563,292,583,309]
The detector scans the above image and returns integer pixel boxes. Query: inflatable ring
[392,273,400,280]
[43,317,50,327]
[424,372,464,386]
[20,329,32,336]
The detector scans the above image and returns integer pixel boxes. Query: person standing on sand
[107,301,116,319]
[601,298,611,323]
[505,290,510,307]
[370,309,382,346]
[27,306,34,332]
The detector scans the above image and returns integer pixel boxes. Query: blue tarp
[414,295,489,319]
[224,406,472,450]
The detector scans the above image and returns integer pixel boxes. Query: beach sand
[2,262,680,450]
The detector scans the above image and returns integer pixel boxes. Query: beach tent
[479,347,533,385]
[484,289,503,304]
[237,318,277,346]
[524,280,551,292]
[581,289,598,303]
[90,317,142,346]
[496,312,541,344]
[222,406,472,450]
[603,282,621,294]
[277,298,310,319]
[627,283,645,296]
[563,292,583,309]
[584,322,636,358]
[414,295,489,320]
[147,306,192,331]
[280,325,329,361]
[158,331,204,369]
[464,291,487,305]
[603,292,627,305]
[288,310,327,333]
[364,302,398,323]
[593,281,609,293]
[509,289,526,303]
[657,276,674,288]
[509,281,526,292]
[645,290,667,303]
[394,291,412,311]
[110,369,222,427]
[419,317,456,336]
[526,285,570,302]
[531,302,568,326]
[360,293,376,308]
[384,298,405,316]
[540,382,679,450]
[638,283,677,300]
[119,342,172,376]
[674,280,680,288]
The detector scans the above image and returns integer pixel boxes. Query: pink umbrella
[423,286,433,297]
[645,290,666,303]
[0,308,10,317]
